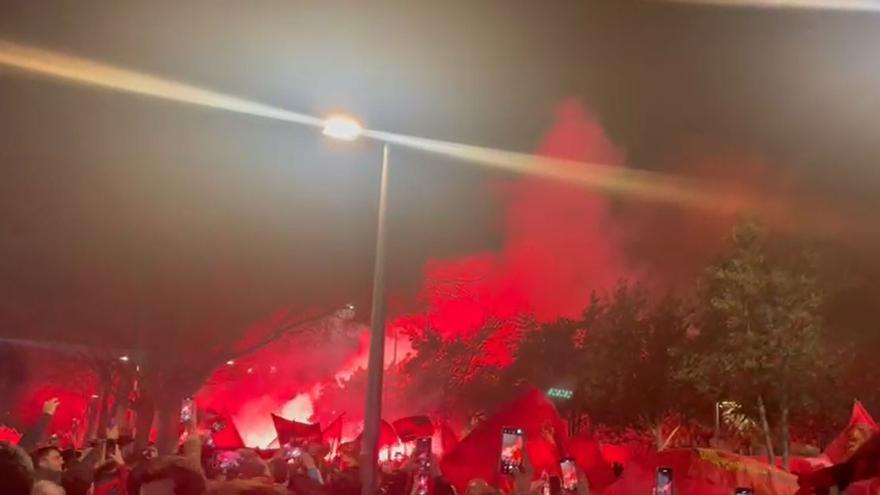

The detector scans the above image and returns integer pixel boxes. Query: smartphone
[180,397,195,423]
[655,467,673,495]
[283,445,303,460]
[415,471,431,495]
[560,457,578,491]
[215,451,242,472]
[734,489,754,495]
[415,437,432,470]
[499,427,525,474]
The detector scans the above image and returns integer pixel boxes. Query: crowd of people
[0,398,592,495]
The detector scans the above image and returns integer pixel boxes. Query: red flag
[271,414,322,445]
[322,414,345,445]
[393,416,434,442]
[355,420,399,449]
[799,433,880,494]
[440,422,459,456]
[567,434,616,491]
[823,400,878,464]
[440,388,568,493]
[210,416,245,449]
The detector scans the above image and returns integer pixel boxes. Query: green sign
[547,388,573,400]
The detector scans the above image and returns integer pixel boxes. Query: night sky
[1,0,879,347]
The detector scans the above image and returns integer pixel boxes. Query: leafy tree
[494,284,692,447]
[572,284,690,448]
[397,318,526,421]
[678,222,834,470]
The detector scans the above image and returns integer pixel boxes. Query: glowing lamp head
[322,115,363,141]
[119,355,130,362]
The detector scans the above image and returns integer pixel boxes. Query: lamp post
[323,115,388,495]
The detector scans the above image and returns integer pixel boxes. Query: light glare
[322,116,363,141]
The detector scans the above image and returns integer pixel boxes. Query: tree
[397,317,527,421]
[678,222,834,470]
[571,284,690,449]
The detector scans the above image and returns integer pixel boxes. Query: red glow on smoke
[199,99,628,442]
[413,100,625,350]
[11,100,632,445]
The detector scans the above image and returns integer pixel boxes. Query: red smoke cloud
[11,100,634,446]
[412,99,626,347]
[196,99,629,443]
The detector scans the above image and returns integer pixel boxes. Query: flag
[354,419,399,449]
[210,416,245,449]
[393,416,434,442]
[439,387,569,493]
[271,414,322,446]
[440,422,459,456]
[322,414,345,445]
[798,432,880,494]
[567,434,616,491]
[823,400,878,464]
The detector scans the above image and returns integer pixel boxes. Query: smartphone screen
[734,489,754,495]
[215,450,242,472]
[655,467,673,495]
[499,427,525,474]
[415,437,432,470]
[416,471,431,495]
[560,457,578,491]
[180,397,194,423]
[284,445,303,460]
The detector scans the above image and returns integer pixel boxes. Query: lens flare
[0,40,322,127]
[662,0,880,11]
[0,39,755,213]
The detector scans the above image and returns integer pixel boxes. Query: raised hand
[43,398,61,416]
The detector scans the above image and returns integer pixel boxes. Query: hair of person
[61,458,96,495]
[127,455,207,495]
[267,458,289,485]
[234,449,270,480]
[34,446,62,463]
[0,441,34,495]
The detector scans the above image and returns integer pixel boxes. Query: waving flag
[354,419,399,449]
[271,414,322,445]
[322,414,345,445]
[210,415,245,449]
[440,422,459,456]
[393,416,434,442]
[799,432,880,494]
[823,400,878,464]
[440,388,568,492]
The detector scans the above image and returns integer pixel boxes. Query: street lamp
[322,115,364,141]
[323,115,389,495]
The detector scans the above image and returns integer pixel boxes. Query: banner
[798,433,880,494]
[210,415,245,450]
[322,414,344,445]
[824,400,878,464]
[354,419,400,449]
[440,388,568,492]
[440,421,459,456]
[271,414,321,445]
[604,448,799,495]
